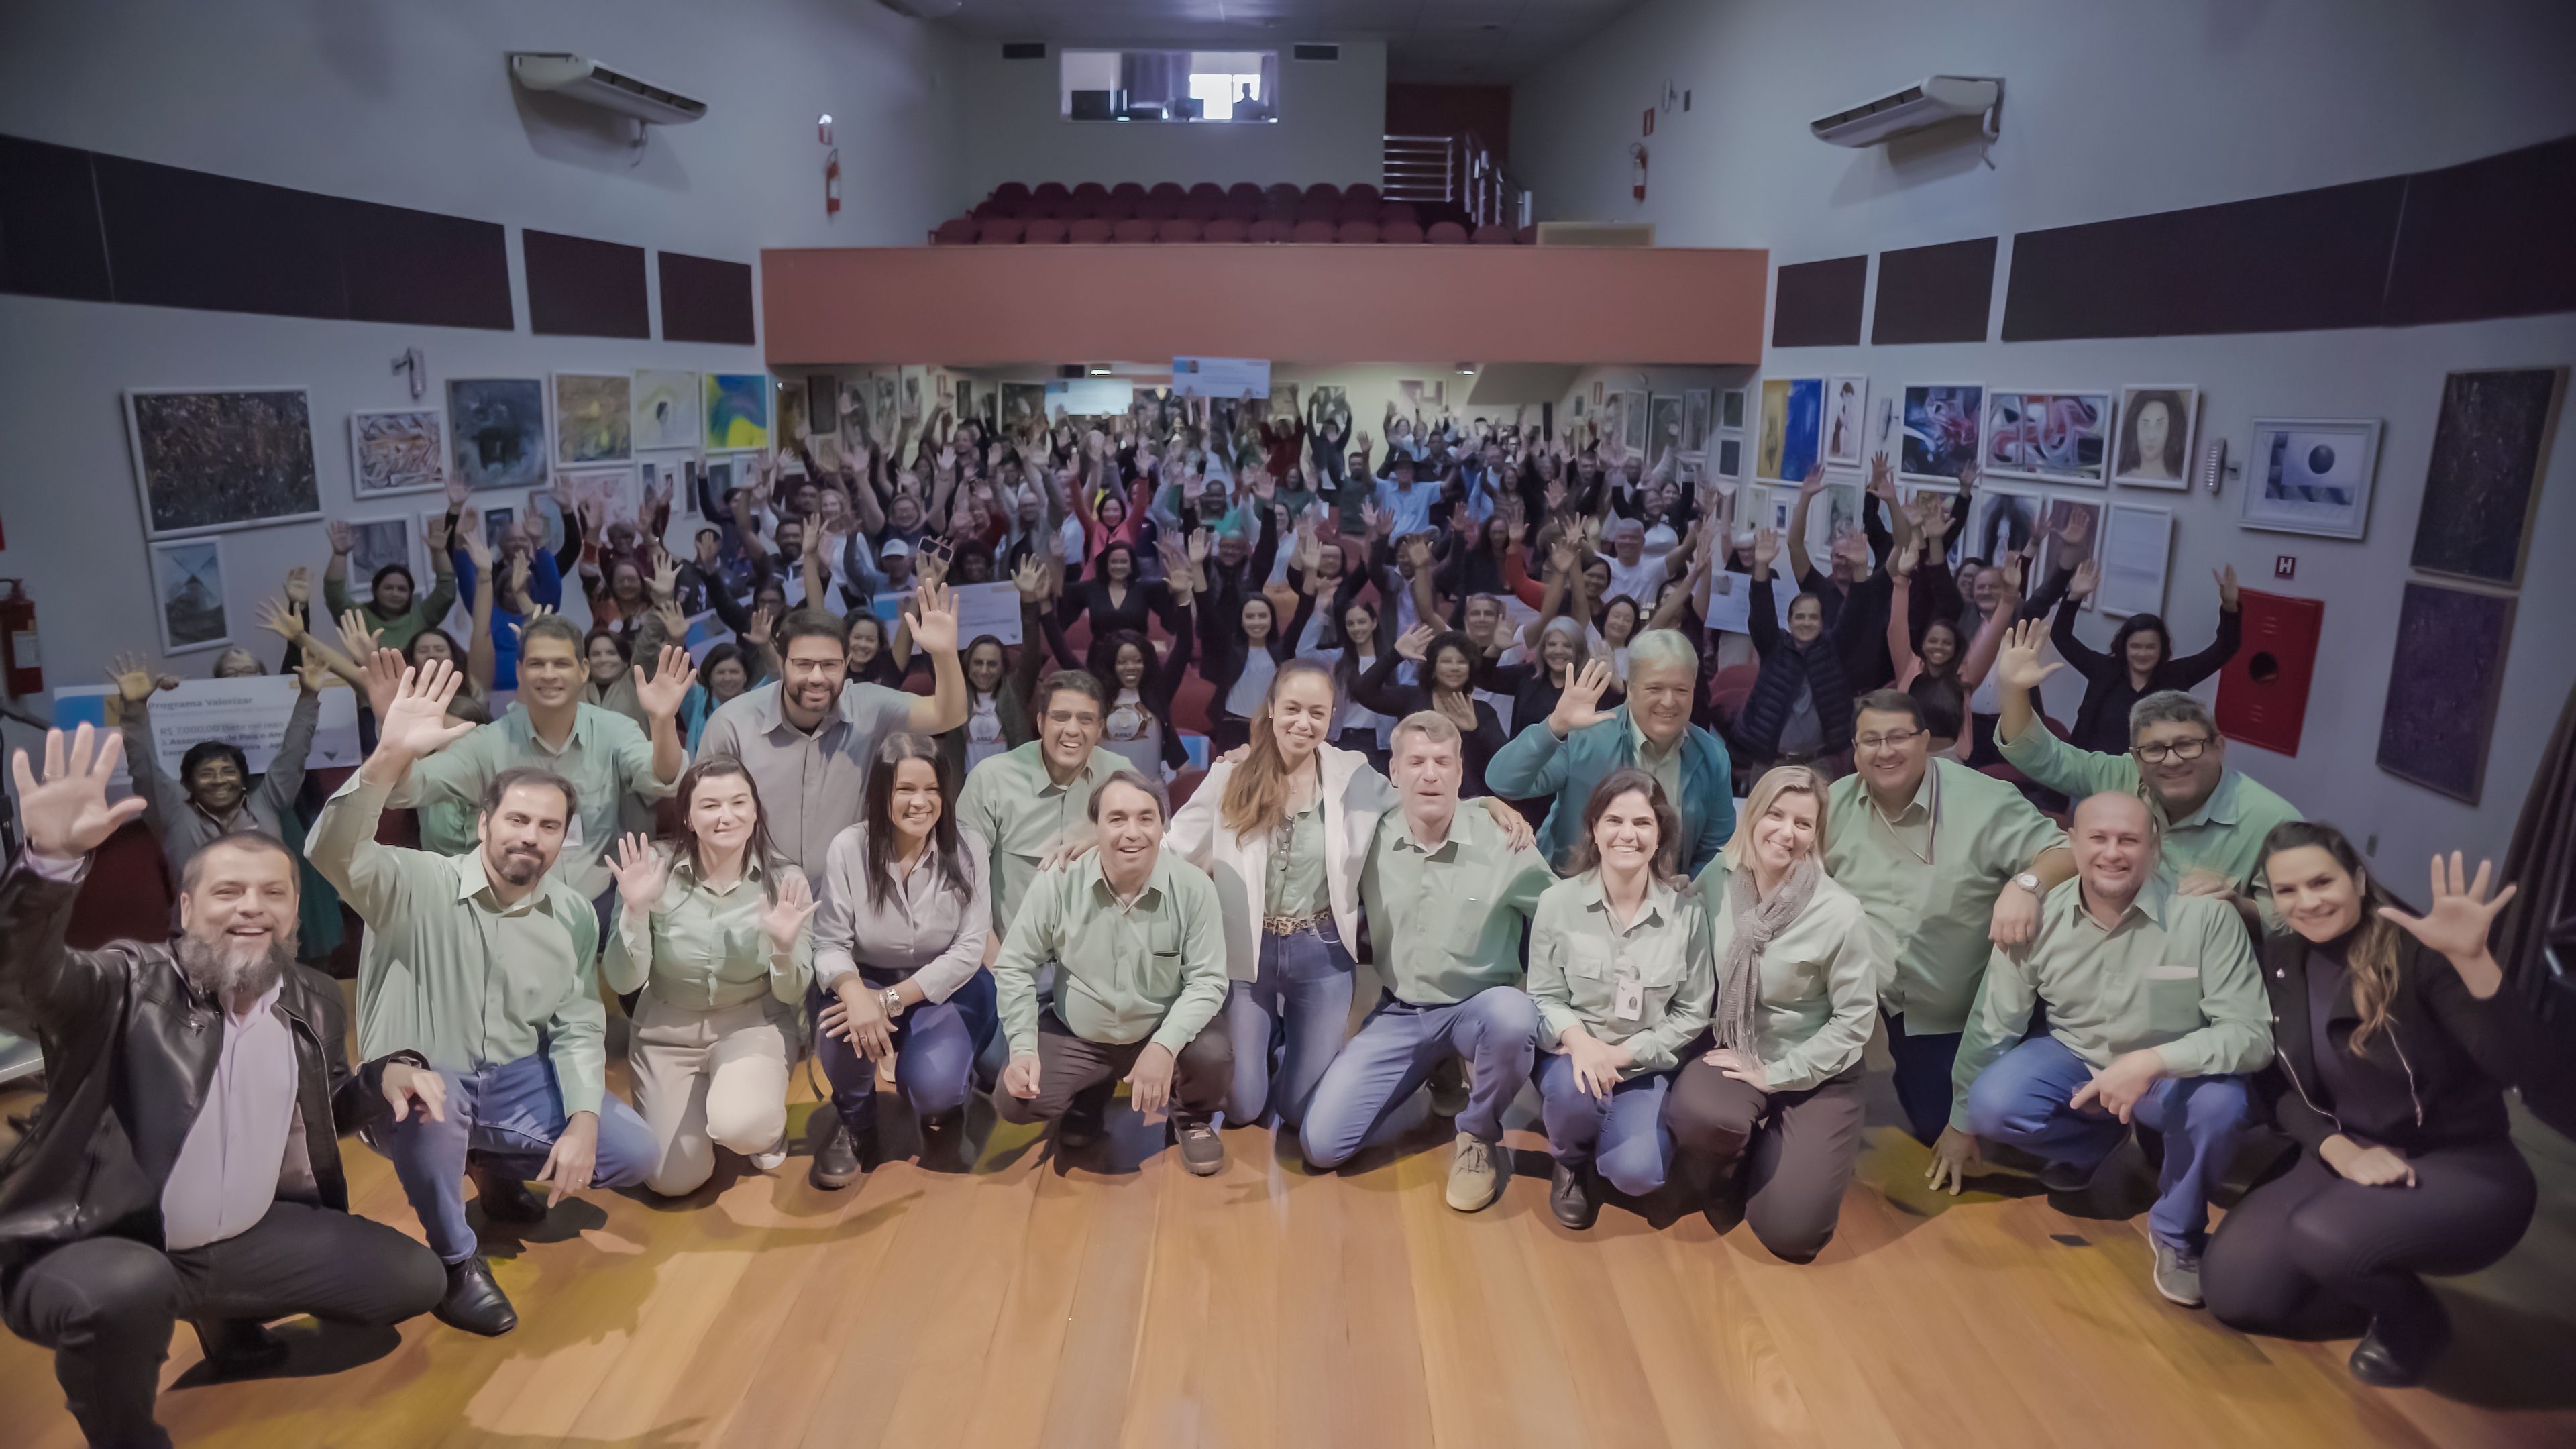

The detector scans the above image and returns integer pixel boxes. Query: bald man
[1943,792,2273,1309]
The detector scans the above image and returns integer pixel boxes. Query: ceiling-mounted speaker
[1292,43,1340,62]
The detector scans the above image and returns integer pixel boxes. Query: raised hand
[374,660,476,761]
[422,511,449,553]
[609,832,670,914]
[2057,508,2091,548]
[2216,564,2241,610]
[254,596,305,643]
[1889,539,1917,580]
[1548,659,1617,739]
[1750,526,1780,570]
[650,547,681,600]
[1394,623,1436,661]
[109,653,157,704]
[336,608,385,664]
[284,566,311,607]
[327,519,354,555]
[1799,464,1826,499]
[1995,619,2063,691]
[760,871,820,953]
[2068,559,2100,601]
[1187,529,1209,566]
[11,725,149,859]
[1868,451,1894,496]
[635,645,698,721]
[2378,853,2517,975]
[359,645,406,722]
[745,605,776,649]
[910,578,961,654]
[460,521,494,572]
[654,598,688,639]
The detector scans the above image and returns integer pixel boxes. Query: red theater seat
[1335,197,1381,225]
[1336,219,1381,244]
[1516,225,1538,244]
[1265,182,1302,207]
[1187,182,1226,203]
[1344,182,1380,205]
[1471,224,1514,244]
[1246,218,1288,243]
[1022,217,1068,244]
[1096,196,1138,221]
[1379,219,1424,244]
[64,820,173,950]
[1148,181,1187,203]
[1376,201,1419,227]
[932,217,977,244]
[1167,767,1209,812]
[1034,182,1071,206]
[969,198,1006,221]
[1302,182,1343,206]
[1171,673,1216,735]
[1290,219,1336,244]
[1201,217,1248,242]
[1071,181,1108,203]
[1226,181,1265,206]
[1295,198,1340,225]
[993,182,1032,204]
[1180,197,1221,223]
[1157,217,1203,244]
[1068,217,1113,244]
[975,218,1024,244]
[1425,220,1469,244]
[1137,195,1179,221]
[1110,181,1146,202]
[1220,197,1263,223]
[1112,218,1157,243]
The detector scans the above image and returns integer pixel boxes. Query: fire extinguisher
[824,147,841,216]
[1629,142,1648,202]
[0,580,40,698]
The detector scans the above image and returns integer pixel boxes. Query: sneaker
[1444,1132,1507,1212]
[809,1122,867,1191]
[1426,1056,1472,1118]
[1550,1159,1600,1230]
[468,1160,547,1224]
[2151,1239,2204,1307]
[1059,1081,1112,1151]
[748,1137,789,1173]
[1173,1112,1226,1175]
[433,1255,518,1337]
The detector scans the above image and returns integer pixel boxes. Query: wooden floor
[5,1018,2574,1449]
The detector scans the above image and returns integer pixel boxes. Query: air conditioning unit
[1811,75,2000,148]
[508,53,707,126]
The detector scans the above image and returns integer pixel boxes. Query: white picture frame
[125,387,323,539]
[344,516,413,581]
[148,536,230,654]
[551,371,634,466]
[2110,384,2199,490]
[1898,382,1985,486]
[2099,502,2175,617]
[1981,390,2114,486]
[1823,375,1868,468]
[1955,482,2042,571]
[632,369,700,453]
[348,407,448,498]
[2240,417,2382,539]
[1719,387,1747,434]
[1619,388,1650,453]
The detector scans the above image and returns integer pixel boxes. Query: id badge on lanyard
[1613,973,1646,1022]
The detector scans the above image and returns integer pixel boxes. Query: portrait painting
[563,466,641,530]
[704,373,771,453]
[2111,385,2198,488]
[350,407,446,498]
[1958,484,2039,570]
[632,370,698,453]
[446,378,547,493]
[1619,388,1650,453]
[1823,375,1868,468]
[552,372,633,466]
[150,537,229,653]
[2407,366,2563,585]
[1900,384,1984,484]
[2242,417,2383,539]
[125,388,322,538]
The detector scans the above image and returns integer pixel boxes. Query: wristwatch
[880,985,904,1018]
[2010,871,2043,896]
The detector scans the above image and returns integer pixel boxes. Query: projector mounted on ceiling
[1811,75,2001,148]
[508,52,708,126]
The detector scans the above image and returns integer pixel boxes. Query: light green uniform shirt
[1825,757,2067,1036]
[1263,800,1330,918]
[1948,877,2273,1133]
[603,851,812,1012]
[1693,860,1888,1093]
[1358,806,1556,1005]
[1631,713,1686,811]
[307,773,609,1114]
[956,741,1130,938]
[1997,718,2300,914]
[993,849,1229,1057]
[388,702,674,897]
[1527,872,1715,1077]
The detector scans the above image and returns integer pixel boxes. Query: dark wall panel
[2383,136,2576,327]
[95,154,346,319]
[2003,178,2403,341]
[0,135,111,301]
[340,200,513,330]
[1872,237,1995,345]
[659,250,755,345]
[524,228,649,338]
[1770,254,1866,347]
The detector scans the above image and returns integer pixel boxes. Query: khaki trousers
[628,991,799,1196]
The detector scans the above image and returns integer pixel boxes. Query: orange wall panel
[759,245,1768,367]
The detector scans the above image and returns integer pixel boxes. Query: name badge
[1613,977,1646,1021]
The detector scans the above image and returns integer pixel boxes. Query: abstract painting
[125,388,321,539]
[563,466,641,529]
[1823,375,1868,468]
[551,373,632,466]
[1985,391,2110,484]
[2110,384,2198,488]
[480,506,516,551]
[2378,582,2515,804]
[1002,382,1046,432]
[633,369,698,452]
[1647,394,1686,470]
[346,517,411,579]
[2035,496,2104,597]
[704,373,771,453]
[1900,384,1984,485]
[2241,417,2381,539]
[1682,389,1713,455]
[2408,366,2564,585]
[150,537,228,653]
[446,378,547,493]
[349,408,447,498]
[1958,484,2039,570]
[1756,377,1823,484]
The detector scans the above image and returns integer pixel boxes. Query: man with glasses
[1827,690,2074,1170]
[1992,620,2299,928]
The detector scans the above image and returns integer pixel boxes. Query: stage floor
[5,1018,2572,1449]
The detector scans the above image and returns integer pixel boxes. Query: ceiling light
[1088,365,1113,376]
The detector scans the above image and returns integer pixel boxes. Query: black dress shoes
[810,1121,869,1190]
[1550,1159,1600,1230]
[434,1256,518,1337]
[193,1319,289,1377]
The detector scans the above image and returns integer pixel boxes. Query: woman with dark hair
[2052,560,2242,755]
[1351,625,1507,796]
[896,558,1054,777]
[1198,577,1312,759]
[1049,577,1197,777]
[1739,528,1855,771]
[604,759,819,1197]
[808,733,994,1173]
[676,641,755,752]
[843,610,900,686]
[1525,769,1714,1229]
[580,627,649,731]
[1055,539,1174,640]
[2204,824,2536,1387]
[1886,544,2015,759]
[1320,596,1394,764]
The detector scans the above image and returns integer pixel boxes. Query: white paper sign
[2099,504,2174,619]
[1703,571,1799,636]
[873,582,1024,647]
[1171,356,1272,399]
[144,676,361,776]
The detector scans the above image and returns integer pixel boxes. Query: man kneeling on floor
[991,770,1234,1173]
[1,725,447,1449]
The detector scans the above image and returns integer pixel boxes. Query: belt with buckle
[1263,910,1329,936]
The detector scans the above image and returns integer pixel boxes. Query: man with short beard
[306,661,657,1337]
[3,726,447,1448]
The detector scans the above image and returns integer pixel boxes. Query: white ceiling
[928,0,1648,84]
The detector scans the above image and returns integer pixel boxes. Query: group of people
[0,396,2544,1446]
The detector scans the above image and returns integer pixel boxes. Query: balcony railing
[1382,131,1528,229]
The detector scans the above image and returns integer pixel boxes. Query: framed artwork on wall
[125,388,322,539]
[1682,388,1713,455]
[2406,366,2564,586]
[344,517,411,580]
[1823,375,1868,468]
[1756,377,1823,483]
[2035,496,2104,602]
[447,378,547,492]
[775,376,810,447]
[552,372,633,467]
[1716,435,1743,481]
[1984,390,2111,485]
[704,373,771,453]
[1899,383,1984,485]
[148,536,229,653]
[1646,394,1685,469]
[1955,481,2039,570]
[2097,502,2174,618]
[2240,417,2381,539]
[1719,387,1747,433]
[631,370,698,453]
[562,465,642,530]
[1619,388,1650,453]
[2377,581,2516,804]
[2110,384,2198,488]
[350,408,447,498]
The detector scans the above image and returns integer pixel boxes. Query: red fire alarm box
[2216,588,2324,757]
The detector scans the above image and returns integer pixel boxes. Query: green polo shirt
[955,741,1130,937]
[1949,877,2272,1133]
[603,851,813,1012]
[1997,717,2301,912]
[388,701,673,897]
[1693,860,1888,1093]
[992,849,1228,1057]
[1824,757,2067,1036]
[307,773,609,1114]
[1358,804,1555,1005]
[1527,871,1714,1077]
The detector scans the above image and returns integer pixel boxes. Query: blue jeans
[1222,928,1356,1129]
[378,1051,656,1263]
[1301,987,1538,1165]
[1963,1034,2250,1252]
[814,969,1000,1132]
[1535,1052,1673,1197]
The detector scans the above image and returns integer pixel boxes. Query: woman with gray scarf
[1666,765,1886,1263]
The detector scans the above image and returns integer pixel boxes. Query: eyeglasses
[2132,735,2213,764]
[1854,729,1924,752]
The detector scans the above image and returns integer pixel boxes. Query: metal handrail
[1381,131,1529,227]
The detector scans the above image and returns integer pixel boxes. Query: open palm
[1996,620,2063,691]
[2378,853,2516,967]
[761,872,820,953]
[635,645,698,720]
[1550,659,1617,736]
[12,726,149,857]
[377,661,476,759]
